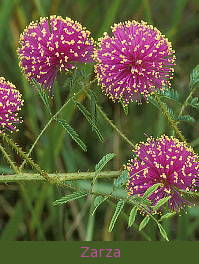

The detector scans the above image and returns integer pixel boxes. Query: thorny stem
[83,83,136,150]
[97,104,136,149]
[19,85,86,171]
[1,77,128,184]
[0,143,19,174]
[0,171,121,183]
[1,133,51,182]
[154,93,186,142]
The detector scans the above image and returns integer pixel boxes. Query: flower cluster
[94,20,175,105]
[124,135,199,213]
[18,15,94,94]
[0,77,23,133]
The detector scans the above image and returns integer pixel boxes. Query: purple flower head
[18,15,94,94]
[94,20,175,105]
[124,135,199,213]
[0,77,23,133]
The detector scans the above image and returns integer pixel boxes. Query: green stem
[97,104,136,149]
[154,93,186,142]
[18,116,53,172]
[19,86,86,171]
[178,86,197,119]
[179,189,199,197]
[0,170,121,183]
[1,133,51,182]
[0,142,19,174]
[83,86,136,149]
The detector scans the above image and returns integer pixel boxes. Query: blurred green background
[1,0,199,241]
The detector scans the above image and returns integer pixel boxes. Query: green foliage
[190,65,199,89]
[108,199,125,232]
[120,97,129,115]
[139,215,150,231]
[157,223,169,241]
[56,118,87,151]
[73,100,104,142]
[159,212,176,221]
[92,153,116,187]
[148,96,175,120]
[141,183,160,200]
[113,170,129,190]
[176,115,195,123]
[159,87,179,102]
[32,78,51,113]
[94,153,116,175]
[188,97,199,109]
[94,196,105,207]
[63,68,88,91]
[0,201,25,241]
[128,206,138,228]
[1,0,199,242]
[89,89,98,129]
[149,92,195,124]
[92,195,107,216]
[152,196,172,213]
[53,190,88,205]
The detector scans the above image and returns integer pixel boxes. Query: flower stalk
[154,93,186,142]
[83,86,136,149]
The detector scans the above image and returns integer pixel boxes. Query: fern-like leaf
[139,215,150,231]
[176,115,195,123]
[141,183,160,200]
[179,189,199,199]
[92,195,107,216]
[159,212,176,221]
[108,199,125,232]
[190,64,199,89]
[56,118,87,151]
[64,68,82,90]
[89,89,98,129]
[159,87,179,102]
[53,190,88,205]
[91,153,116,189]
[95,153,116,175]
[74,100,104,142]
[158,223,169,241]
[152,196,171,212]
[128,206,138,228]
[32,78,51,113]
[188,97,199,109]
[113,170,128,190]
[148,96,175,119]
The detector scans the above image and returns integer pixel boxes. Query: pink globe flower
[94,20,175,105]
[18,15,94,94]
[0,77,23,133]
[124,135,199,213]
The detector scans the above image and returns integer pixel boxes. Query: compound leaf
[53,190,88,205]
[108,199,125,232]
[128,206,138,228]
[56,118,87,151]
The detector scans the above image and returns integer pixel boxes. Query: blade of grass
[96,0,123,38]
[85,196,95,241]
[0,201,24,241]
[143,0,153,24]
[0,0,18,46]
